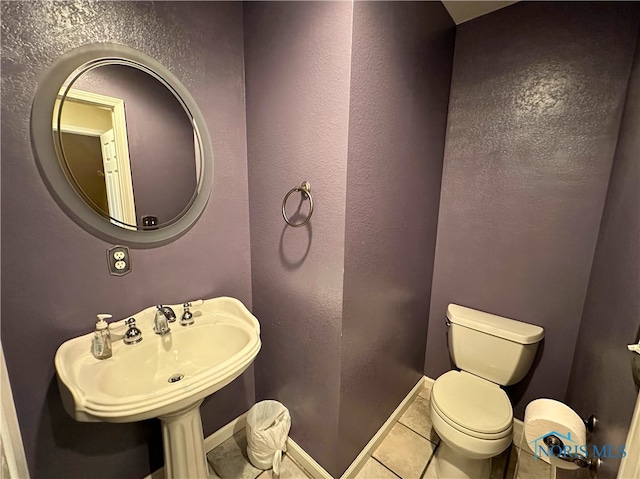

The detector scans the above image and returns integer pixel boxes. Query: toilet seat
[431,370,513,439]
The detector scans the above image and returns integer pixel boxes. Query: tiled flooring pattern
[206,383,550,479]
[206,430,311,479]
[359,384,550,479]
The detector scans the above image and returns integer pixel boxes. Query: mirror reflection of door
[59,131,108,213]
[53,89,137,229]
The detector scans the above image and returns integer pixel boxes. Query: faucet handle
[180,302,195,326]
[184,299,204,308]
[123,318,143,345]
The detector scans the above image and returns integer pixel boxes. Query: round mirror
[31,44,213,247]
[56,63,199,230]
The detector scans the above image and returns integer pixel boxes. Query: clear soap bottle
[92,314,113,360]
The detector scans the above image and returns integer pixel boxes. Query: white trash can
[246,400,292,475]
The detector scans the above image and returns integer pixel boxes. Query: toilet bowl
[430,371,512,478]
[430,304,544,479]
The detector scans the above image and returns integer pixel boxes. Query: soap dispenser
[92,314,113,360]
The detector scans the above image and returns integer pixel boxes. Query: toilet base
[435,442,491,479]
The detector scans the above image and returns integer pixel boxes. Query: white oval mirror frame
[31,43,214,248]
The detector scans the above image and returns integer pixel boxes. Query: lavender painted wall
[564,32,640,479]
[1,2,253,477]
[243,2,352,475]
[425,2,640,419]
[74,64,197,225]
[339,1,454,473]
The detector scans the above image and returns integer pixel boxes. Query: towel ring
[282,181,314,227]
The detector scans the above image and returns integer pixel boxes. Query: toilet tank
[446,304,544,386]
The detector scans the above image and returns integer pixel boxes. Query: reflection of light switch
[107,245,131,276]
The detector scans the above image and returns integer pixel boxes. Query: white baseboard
[287,437,333,479]
[144,376,429,479]
[204,413,248,452]
[340,376,428,479]
[423,375,435,389]
[144,377,538,479]
[286,376,429,479]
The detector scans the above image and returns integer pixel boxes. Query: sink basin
[55,296,261,478]
[56,296,261,423]
[99,323,252,398]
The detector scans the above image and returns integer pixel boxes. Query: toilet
[429,304,544,479]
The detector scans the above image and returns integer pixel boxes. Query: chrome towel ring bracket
[282,181,314,227]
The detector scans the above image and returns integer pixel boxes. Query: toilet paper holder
[583,414,597,434]
[542,414,599,475]
[543,433,601,474]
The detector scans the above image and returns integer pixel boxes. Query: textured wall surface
[425,1,640,418]
[339,1,454,473]
[243,2,353,476]
[1,2,253,477]
[564,32,640,479]
[74,64,197,225]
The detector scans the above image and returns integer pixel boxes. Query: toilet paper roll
[524,399,587,470]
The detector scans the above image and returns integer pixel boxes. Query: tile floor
[207,428,312,479]
[206,383,550,479]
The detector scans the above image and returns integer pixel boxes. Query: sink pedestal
[54,298,261,479]
[159,400,208,479]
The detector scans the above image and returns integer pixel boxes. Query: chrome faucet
[153,305,176,335]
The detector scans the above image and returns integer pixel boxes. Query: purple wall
[74,65,197,225]
[1,2,253,478]
[425,1,640,419]
[5,2,638,478]
[245,2,454,475]
[243,2,353,476]
[339,1,454,473]
[564,32,640,479]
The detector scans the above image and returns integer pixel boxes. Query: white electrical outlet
[107,245,131,276]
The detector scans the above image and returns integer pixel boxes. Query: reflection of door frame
[1,342,30,479]
[618,391,640,478]
[55,88,137,227]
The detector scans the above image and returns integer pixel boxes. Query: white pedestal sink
[55,297,261,479]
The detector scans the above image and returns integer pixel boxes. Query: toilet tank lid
[447,304,544,344]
